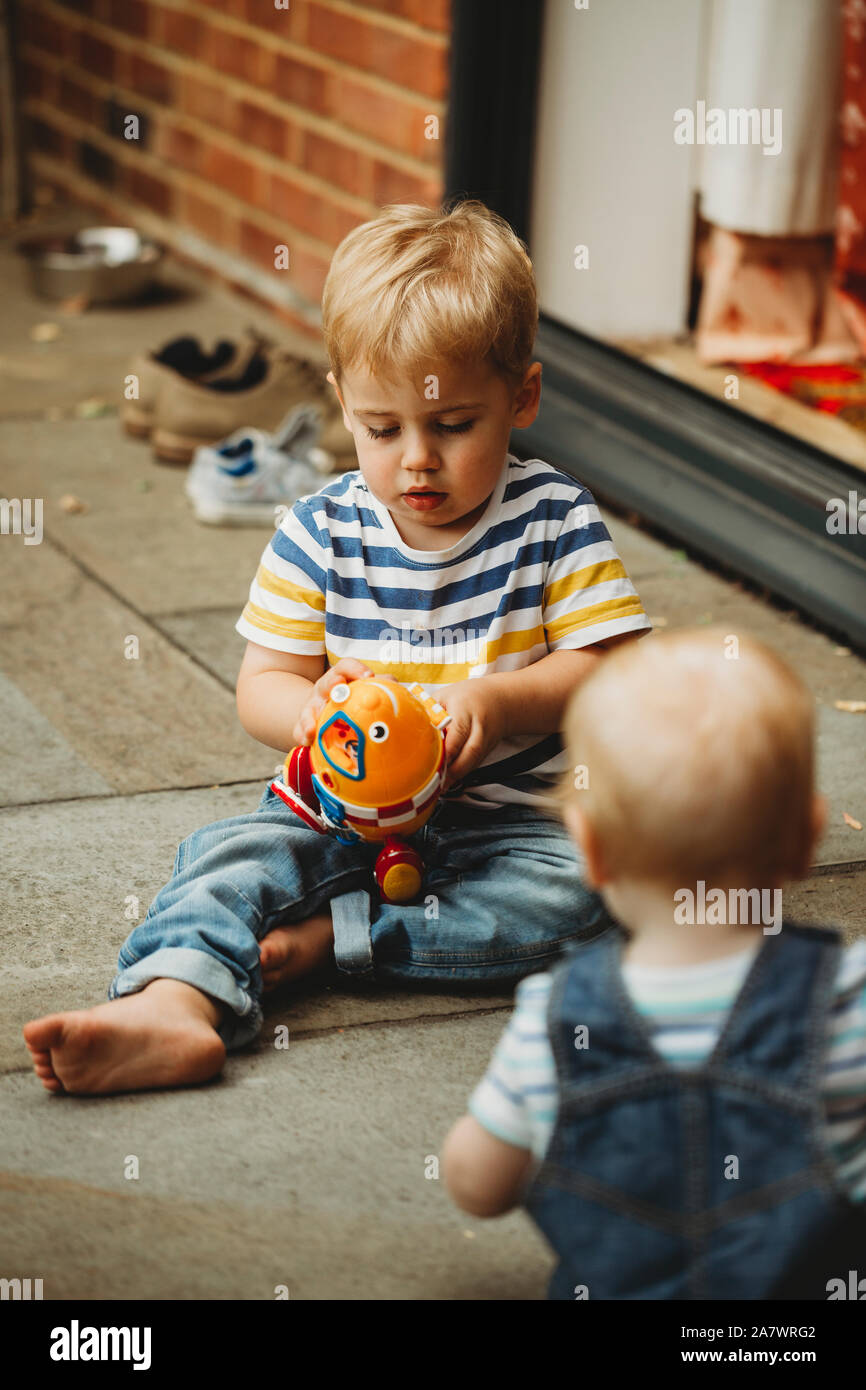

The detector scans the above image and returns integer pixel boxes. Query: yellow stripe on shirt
[546,594,645,642]
[543,558,628,609]
[255,564,327,612]
[242,601,325,643]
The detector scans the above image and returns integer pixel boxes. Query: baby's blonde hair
[321,200,538,392]
[560,629,816,885]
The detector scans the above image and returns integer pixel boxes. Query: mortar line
[0,776,270,814]
[283,1003,514,1041]
[33,528,239,695]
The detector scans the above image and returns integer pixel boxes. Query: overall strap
[706,922,842,1093]
[547,928,664,1094]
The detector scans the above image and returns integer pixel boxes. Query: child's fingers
[320,660,373,693]
[445,723,484,786]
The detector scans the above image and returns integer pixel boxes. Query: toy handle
[408,681,452,730]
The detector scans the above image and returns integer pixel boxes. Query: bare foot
[23,979,226,1096]
[259,913,334,993]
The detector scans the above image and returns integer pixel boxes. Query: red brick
[302,130,373,201]
[308,5,447,99]
[59,74,98,123]
[160,7,209,58]
[158,123,203,174]
[56,0,101,16]
[27,114,68,158]
[239,219,284,271]
[352,0,450,33]
[267,173,356,244]
[286,243,331,304]
[78,30,117,79]
[202,144,263,203]
[178,187,227,242]
[273,53,328,115]
[124,165,173,216]
[106,0,148,36]
[19,58,51,101]
[237,102,289,158]
[20,8,69,57]
[240,0,308,39]
[326,75,438,161]
[127,54,174,104]
[266,173,304,230]
[180,75,237,135]
[372,159,442,208]
[209,24,267,83]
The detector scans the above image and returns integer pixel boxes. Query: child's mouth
[404,490,447,511]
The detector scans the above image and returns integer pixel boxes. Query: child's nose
[400,430,441,470]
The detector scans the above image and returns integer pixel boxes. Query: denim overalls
[524,922,866,1300]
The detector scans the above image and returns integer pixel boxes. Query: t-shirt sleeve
[543,489,651,650]
[235,500,328,656]
[468,972,558,1157]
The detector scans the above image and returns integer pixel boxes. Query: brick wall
[17,0,450,337]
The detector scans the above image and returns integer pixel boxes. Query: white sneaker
[185,406,331,525]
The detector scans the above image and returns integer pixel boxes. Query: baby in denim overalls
[24,199,650,1095]
[444,628,866,1299]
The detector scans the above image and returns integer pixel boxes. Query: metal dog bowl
[17,226,163,303]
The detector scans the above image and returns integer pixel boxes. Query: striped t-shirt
[235,452,650,810]
[469,938,866,1200]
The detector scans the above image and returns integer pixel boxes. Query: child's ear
[807,793,828,864]
[326,371,353,432]
[788,793,828,882]
[511,361,542,429]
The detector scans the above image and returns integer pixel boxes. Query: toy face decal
[368,721,389,742]
[318,712,365,780]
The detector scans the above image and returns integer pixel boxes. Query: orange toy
[270,678,452,903]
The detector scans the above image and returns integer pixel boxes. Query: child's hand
[292,658,374,746]
[438,679,508,790]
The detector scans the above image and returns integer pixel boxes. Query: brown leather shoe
[121,332,265,440]
[151,348,355,468]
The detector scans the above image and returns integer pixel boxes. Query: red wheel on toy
[287,744,316,805]
[375,837,424,903]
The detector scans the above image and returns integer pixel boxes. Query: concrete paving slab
[785,865,866,945]
[157,609,248,690]
[0,670,113,805]
[0,533,275,806]
[0,416,271,616]
[0,1010,551,1300]
[601,507,678,581]
[0,786,513,1078]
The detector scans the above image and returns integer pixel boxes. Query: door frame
[445,0,866,649]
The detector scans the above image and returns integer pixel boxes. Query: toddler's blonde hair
[321,200,538,392]
[559,629,817,885]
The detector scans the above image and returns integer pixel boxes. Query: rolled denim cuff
[331,888,374,978]
[109,946,262,1051]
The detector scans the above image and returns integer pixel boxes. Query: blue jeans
[110,782,612,1049]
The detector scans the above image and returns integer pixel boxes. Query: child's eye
[364,419,475,440]
[436,419,475,434]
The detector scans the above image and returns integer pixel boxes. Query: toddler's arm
[442,1115,533,1217]
[235,642,372,752]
